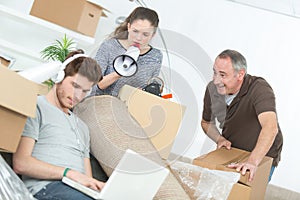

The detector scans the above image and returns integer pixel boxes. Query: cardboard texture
[118,85,186,159]
[228,183,251,200]
[193,147,273,200]
[30,0,108,37]
[0,65,42,152]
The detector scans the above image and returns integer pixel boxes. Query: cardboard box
[30,0,108,37]
[0,65,42,152]
[193,147,273,200]
[118,85,186,159]
[0,56,10,67]
[0,52,15,68]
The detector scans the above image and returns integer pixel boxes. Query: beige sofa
[74,95,190,200]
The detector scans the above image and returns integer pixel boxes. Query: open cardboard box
[0,56,11,68]
[118,85,186,160]
[30,0,109,37]
[0,65,47,153]
[0,52,15,68]
[193,147,273,200]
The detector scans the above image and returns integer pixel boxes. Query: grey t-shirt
[90,38,163,96]
[21,96,90,195]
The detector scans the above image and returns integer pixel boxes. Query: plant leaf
[40,34,76,62]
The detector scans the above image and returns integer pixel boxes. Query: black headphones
[51,54,89,83]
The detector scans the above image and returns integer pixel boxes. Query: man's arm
[228,111,278,181]
[13,136,105,191]
[13,136,65,179]
[84,158,93,177]
[77,157,105,190]
[201,119,231,149]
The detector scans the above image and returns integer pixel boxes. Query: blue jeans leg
[34,181,93,200]
[268,165,276,182]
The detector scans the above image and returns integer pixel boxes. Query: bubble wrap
[170,161,240,200]
[0,155,35,200]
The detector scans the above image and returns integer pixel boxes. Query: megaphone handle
[162,93,173,99]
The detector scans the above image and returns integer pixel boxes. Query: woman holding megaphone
[90,7,162,97]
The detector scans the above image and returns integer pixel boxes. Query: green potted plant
[40,34,76,87]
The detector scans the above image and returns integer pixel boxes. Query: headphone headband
[52,54,89,83]
[61,54,89,69]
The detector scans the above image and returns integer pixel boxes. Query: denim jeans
[34,181,93,200]
[269,165,276,182]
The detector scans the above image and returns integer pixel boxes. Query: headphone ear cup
[54,70,65,83]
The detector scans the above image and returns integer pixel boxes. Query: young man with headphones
[13,50,105,200]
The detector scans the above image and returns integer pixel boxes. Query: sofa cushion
[74,95,190,200]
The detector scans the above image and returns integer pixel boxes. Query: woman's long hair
[112,7,159,39]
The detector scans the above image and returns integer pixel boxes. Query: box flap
[193,147,251,182]
[0,65,38,117]
[119,85,186,159]
[228,183,251,200]
[87,0,110,17]
[197,147,250,165]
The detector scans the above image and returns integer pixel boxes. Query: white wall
[144,0,300,193]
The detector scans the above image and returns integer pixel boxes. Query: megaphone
[113,44,140,77]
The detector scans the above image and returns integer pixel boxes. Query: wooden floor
[265,184,300,200]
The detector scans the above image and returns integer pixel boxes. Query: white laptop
[62,149,169,200]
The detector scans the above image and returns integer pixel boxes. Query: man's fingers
[97,182,105,190]
[249,171,254,182]
[226,162,256,182]
[241,166,248,175]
